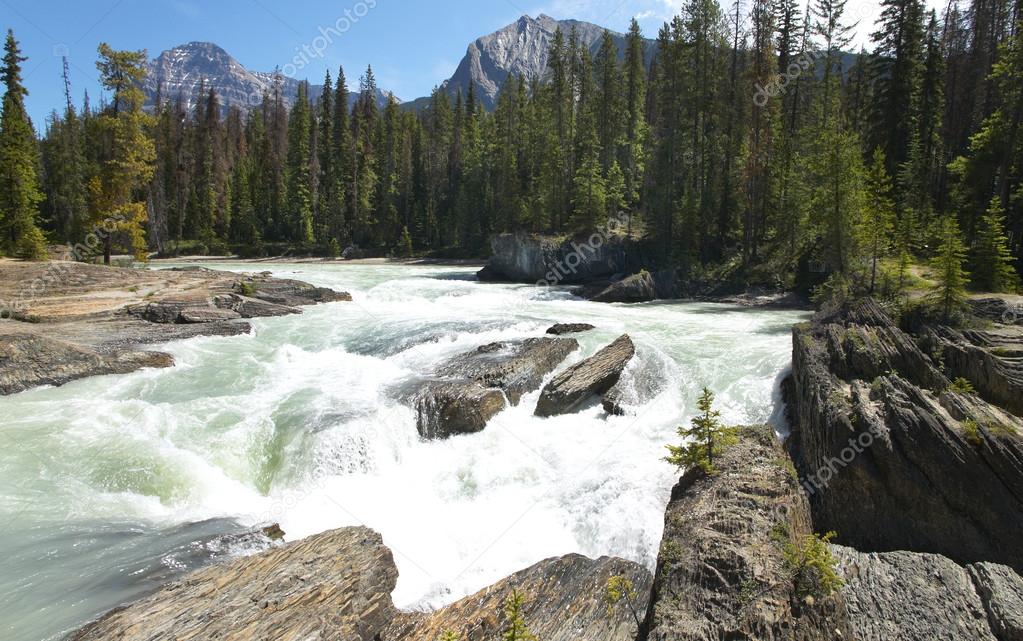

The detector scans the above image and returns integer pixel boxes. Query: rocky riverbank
[476,232,807,307]
[0,260,350,395]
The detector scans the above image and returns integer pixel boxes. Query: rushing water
[0,263,807,641]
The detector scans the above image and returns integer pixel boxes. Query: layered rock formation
[535,334,635,416]
[70,527,399,641]
[642,426,853,641]
[479,232,649,285]
[385,555,651,641]
[787,299,1023,571]
[73,526,650,641]
[591,270,679,304]
[414,337,578,437]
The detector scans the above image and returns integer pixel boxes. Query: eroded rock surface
[386,554,651,641]
[591,270,678,303]
[535,334,635,416]
[70,527,398,641]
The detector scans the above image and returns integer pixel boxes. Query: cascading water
[0,263,808,641]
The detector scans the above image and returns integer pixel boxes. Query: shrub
[604,575,642,628]
[501,591,536,641]
[238,281,258,297]
[782,531,844,600]
[948,377,976,395]
[962,418,982,446]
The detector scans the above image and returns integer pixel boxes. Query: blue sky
[6,0,935,128]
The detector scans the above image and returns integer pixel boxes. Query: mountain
[406,14,657,112]
[144,42,396,115]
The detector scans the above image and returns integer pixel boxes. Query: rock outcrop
[591,270,679,303]
[535,335,635,416]
[642,426,853,641]
[0,334,175,395]
[0,261,350,395]
[479,232,650,285]
[415,337,578,438]
[835,546,1023,641]
[385,555,651,641]
[921,323,1023,417]
[70,527,399,641]
[788,298,1023,572]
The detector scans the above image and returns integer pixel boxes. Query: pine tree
[928,214,971,322]
[622,19,648,213]
[501,591,537,641]
[665,387,736,474]
[90,43,155,263]
[286,81,314,243]
[863,148,896,293]
[972,197,1019,292]
[0,30,47,260]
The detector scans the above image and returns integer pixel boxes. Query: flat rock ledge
[414,337,578,438]
[535,334,635,417]
[70,527,399,641]
[0,261,350,395]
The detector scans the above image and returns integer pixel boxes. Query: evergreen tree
[928,214,971,322]
[863,148,896,293]
[286,81,314,243]
[665,387,736,474]
[972,197,1019,292]
[90,43,155,263]
[0,30,47,259]
[501,591,537,641]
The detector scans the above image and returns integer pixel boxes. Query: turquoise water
[0,263,807,641]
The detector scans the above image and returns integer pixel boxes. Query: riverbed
[0,263,807,641]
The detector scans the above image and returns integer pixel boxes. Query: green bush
[948,377,976,395]
[782,531,844,600]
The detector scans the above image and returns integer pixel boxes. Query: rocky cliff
[787,299,1023,572]
[478,232,653,286]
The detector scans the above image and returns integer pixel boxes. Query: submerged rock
[535,335,635,417]
[546,322,596,335]
[385,554,651,641]
[642,425,853,640]
[415,337,578,438]
[788,299,1023,572]
[70,527,398,641]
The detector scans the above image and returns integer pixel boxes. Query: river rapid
[0,263,808,641]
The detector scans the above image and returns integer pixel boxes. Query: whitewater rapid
[0,263,807,641]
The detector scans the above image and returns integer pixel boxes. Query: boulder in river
[70,526,398,641]
[415,337,579,438]
[385,554,651,641]
[478,232,651,284]
[590,270,679,303]
[546,323,596,335]
[535,334,635,417]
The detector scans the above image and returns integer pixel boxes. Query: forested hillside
[1,0,1021,303]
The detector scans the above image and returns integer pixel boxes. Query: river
[0,263,807,641]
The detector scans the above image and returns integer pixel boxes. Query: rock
[479,232,651,285]
[70,527,399,641]
[969,562,1023,641]
[834,546,999,640]
[475,263,507,282]
[535,335,635,417]
[213,293,300,319]
[414,381,508,439]
[970,297,1023,325]
[241,277,352,306]
[788,298,1023,572]
[922,323,1023,417]
[385,554,651,641]
[439,338,579,404]
[415,338,579,438]
[590,270,678,303]
[546,322,596,335]
[0,334,174,395]
[642,425,853,641]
